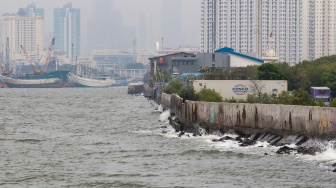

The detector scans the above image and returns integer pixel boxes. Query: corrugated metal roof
[311,87,330,90]
[214,47,264,63]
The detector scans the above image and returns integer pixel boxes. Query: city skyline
[201,0,336,66]
[0,0,201,56]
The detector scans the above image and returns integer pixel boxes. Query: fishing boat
[0,74,66,88]
[68,73,116,88]
[0,70,70,88]
[0,78,7,88]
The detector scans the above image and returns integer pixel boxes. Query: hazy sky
[0,0,201,54]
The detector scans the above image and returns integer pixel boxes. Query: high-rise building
[8,15,44,63]
[162,0,182,48]
[26,2,44,17]
[302,0,336,61]
[201,0,336,66]
[54,3,80,62]
[0,5,44,64]
[0,6,44,63]
[136,12,152,50]
[0,16,10,54]
[88,0,113,51]
[88,0,135,53]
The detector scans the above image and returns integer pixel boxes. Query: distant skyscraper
[162,0,182,48]
[136,12,152,49]
[302,0,336,61]
[88,0,135,52]
[0,16,10,53]
[201,0,336,66]
[54,3,80,62]
[25,2,44,17]
[0,4,44,64]
[88,0,113,51]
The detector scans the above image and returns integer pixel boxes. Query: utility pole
[161,37,164,54]
[6,37,9,66]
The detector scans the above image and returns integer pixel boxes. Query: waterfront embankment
[160,93,336,139]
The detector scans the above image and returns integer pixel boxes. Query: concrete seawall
[161,94,336,139]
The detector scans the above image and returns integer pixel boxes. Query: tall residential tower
[54,3,80,62]
[201,0,336,66]
[0,4,44,64]
[162,0,182,48]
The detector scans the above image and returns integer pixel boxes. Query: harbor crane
[1,38,11,75]
[20,45,42,74]
[43,37,55,73]
[0,64,10,75]
[0,51,10,75]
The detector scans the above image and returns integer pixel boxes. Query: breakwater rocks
[162,118,336,172]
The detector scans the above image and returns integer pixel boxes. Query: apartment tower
[54,3,80,62]
[201,0,336,66]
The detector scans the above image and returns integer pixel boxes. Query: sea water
[0,87,335,188]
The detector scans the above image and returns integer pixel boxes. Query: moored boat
[18,70,70,80]
[68,73,116,88]
[0,75,66,88]
[0,78,7,88]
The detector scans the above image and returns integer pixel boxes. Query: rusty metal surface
[167,94,336,138]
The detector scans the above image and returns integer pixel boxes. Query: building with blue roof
[197,47,264,69]
[149,47,263,77]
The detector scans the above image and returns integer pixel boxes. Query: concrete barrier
[166,94,336,139]
[161,93,171,109]
[127,83,144,94]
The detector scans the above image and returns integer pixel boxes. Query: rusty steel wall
[161,93,171,109]
[167,94,336,138]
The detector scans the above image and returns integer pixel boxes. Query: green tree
[149,70,171,87]
[291,89,315,106]
[321,68,336,97]
[143,72,151,84]
[177,86,197,101]
[257,63,287,80]
[292,67,311,91]
[275,91,293,105]
[329,99,336,107]
[163,80,183,94]
[197,89,223,102]
[273,62,296,90]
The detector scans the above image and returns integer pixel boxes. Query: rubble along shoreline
[164,115,336,172]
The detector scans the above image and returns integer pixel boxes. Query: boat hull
[69,73,115,88]
[0,75,66,88]
[18,70,70,80]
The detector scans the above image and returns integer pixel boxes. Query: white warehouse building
[193,80,288,100]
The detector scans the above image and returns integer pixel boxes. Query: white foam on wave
[133,130,153,134]
[297,141,336,164]
[159,109,170,122]
[157,105,163,113]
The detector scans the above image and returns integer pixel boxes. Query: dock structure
[127,83,144,95]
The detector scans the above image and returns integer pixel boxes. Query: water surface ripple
[0,87,335,188]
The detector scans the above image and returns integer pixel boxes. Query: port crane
[20,45,42,74]
[0,51,10,75]
[43,37,55,73]
[1,38,11,75]
[0,65,10,75]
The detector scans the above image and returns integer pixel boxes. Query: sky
[0,0,201,55]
